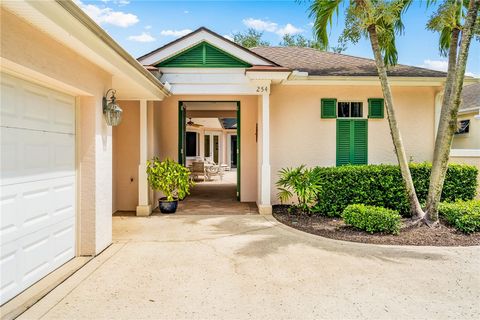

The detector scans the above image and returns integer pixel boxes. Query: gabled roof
[138,27,278,67]
[460,83,480,112]
[250,46,448,77]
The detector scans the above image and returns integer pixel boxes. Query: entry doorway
[177,101,250,213]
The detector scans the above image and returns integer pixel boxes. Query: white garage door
[0,73,76,305]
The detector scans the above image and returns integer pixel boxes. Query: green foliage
[233,28,270,48]
[342,204,402,234]
[276,165,322,213]
[146,157,194,201]
[439,200,480,234]
[311,163,478,217]
[280,34,327,50]
[308,0,412,66]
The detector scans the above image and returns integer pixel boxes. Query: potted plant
[146,157,194,213]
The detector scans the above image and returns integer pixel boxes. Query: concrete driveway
[20,215,480,319]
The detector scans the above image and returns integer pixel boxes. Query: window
[338,102,363,118]
[186,132,198,157]
[455,120,470,135]
[204,135,211,157]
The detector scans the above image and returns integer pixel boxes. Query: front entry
[178,101,241,201]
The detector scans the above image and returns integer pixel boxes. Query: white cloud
[160,29,192,37]
[117,0,130,5]
[276,23,304,36]
[184,10,190,14]
[128,32,156,42]
[421,59,448,72]
[145,25,152,30]
[75,0,138,27]
[223,34,234,41]
[242,18,303,36]
[243,18,278,32]
[420,59,478,78]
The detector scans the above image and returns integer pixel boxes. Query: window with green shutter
[321,98,337,118]
[368,98,384,118]
[336,119,368,166]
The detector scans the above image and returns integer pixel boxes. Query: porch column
[136,99,152,216]
[258,92,272,214]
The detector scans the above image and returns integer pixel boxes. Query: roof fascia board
[283,76,450,86]
[139,30,274,67]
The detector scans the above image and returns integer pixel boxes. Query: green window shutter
[157,42,251,68]
[321,98,337,118]
[336,119,368,166]
[336,120,351,166]
[352,120,368,165]
[368,98,384,118]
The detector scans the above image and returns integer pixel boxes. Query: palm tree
[309,0,425,219]
[424,0,480,222]
[308,0,479,225]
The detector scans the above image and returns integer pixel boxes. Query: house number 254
[256,86,268,93]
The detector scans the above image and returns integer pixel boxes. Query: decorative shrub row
[439,200,480,234]
[311,163,478,217]
[342,204,402,235]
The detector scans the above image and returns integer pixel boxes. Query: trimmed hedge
[342,204,402,234]
[439,200,480,234]
[311,163,478,217]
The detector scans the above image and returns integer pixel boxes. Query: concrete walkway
[20,215,480,319]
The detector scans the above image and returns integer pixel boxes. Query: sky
[77,0,479,77]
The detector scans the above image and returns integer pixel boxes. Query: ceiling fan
[187,118,203,127]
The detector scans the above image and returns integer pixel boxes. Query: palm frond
[309,0,343,48]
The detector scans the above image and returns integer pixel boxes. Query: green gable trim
[368,98,384,118]
[321,98,337,118]
[157,42,251,68]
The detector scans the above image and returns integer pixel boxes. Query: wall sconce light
[103,89,123,126]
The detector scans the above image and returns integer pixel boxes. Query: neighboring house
[1,0,479,309]
[452,83,480,150]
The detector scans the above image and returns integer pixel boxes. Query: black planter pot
[158,197,178,214]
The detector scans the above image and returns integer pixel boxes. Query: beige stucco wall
[452,112,480,149]
[2,9,113,255]
[152,95,258,202]
[269,85,438,203]
[113,101,140,211]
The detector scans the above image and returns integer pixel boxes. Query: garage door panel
[0,73,76,305]
[0,176,75,245]
[0,73,75,134]
[0,242,20,304]
[0,127,75,186]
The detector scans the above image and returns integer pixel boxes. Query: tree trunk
[425,0,480,221]
[367,25,424,219]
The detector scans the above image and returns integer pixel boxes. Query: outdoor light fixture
[103,89,123,126]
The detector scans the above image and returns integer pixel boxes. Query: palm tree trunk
[425,0,480,221]
[367,25,424,219]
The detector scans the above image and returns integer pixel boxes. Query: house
[452,83,480,150]
[1,0,479,310]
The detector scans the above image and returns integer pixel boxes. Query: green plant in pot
[146,157,194,214]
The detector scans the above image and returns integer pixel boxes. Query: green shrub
[311,163,477,217]
[342,204,402,235]
[439,200,480,234]
[276,165,322,213]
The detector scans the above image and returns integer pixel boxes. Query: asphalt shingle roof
[250,46,448,77]
[460,83,480,111]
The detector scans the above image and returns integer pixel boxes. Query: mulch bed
[273,205,480,246]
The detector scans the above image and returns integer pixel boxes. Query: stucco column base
[136,204,152,217]
[258,204,272,215]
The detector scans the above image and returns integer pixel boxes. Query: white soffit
[138,29,274,67]
[2,0,168,100]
